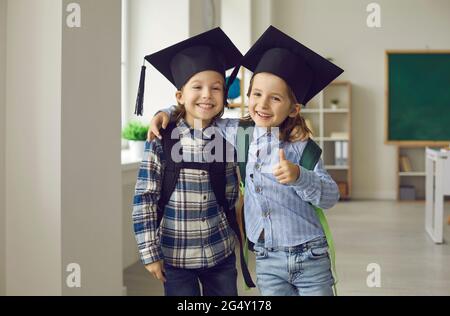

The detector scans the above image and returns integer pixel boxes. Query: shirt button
[255,163,260,170]
[256,187,262,193]
[202,172,206,176]
[256,150,260,157]
[202,217,206,222]
[203,195,207,200]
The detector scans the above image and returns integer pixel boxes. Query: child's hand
[273,149,300,185]
[145,260,167,283]
[147,112,170,141]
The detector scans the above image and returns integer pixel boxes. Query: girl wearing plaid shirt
[132,29,244,296]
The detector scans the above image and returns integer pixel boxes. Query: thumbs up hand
[273,149,301,184]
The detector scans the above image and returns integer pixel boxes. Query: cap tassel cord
[134,61,147,116]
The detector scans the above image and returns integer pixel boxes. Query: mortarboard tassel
[134,62,147,116]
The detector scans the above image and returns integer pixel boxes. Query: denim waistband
[255,236,328,253]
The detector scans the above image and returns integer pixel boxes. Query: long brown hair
[245,75,312,142]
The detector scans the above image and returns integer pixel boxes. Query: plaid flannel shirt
[132,118,238,269]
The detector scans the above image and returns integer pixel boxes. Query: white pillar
[6,0,62,295]
[61,0,122,295]
[0,0,6,296]
[6,0,122,295]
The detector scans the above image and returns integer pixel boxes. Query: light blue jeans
[253,236,335,296]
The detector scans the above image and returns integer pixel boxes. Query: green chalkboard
[387,52,450,144]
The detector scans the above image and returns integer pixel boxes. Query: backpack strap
[236,120,255,187]
[157,122,180,226]
[299,138,322,169]
[157,122,255,288]
[300,138,338,296]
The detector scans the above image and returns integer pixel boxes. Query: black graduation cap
[234,25,343,105]
[134,27,242,116]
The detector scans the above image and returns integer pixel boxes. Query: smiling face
[248,72,300,128]
[176,70,225,129]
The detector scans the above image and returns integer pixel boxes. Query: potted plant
[330,99,340,110]
[122,121,149,160]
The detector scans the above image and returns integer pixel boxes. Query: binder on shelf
[399,155,412,172]
[334,141,348,166]
[399,185,416,200]
[335,141,342,165]
[342,141,348,165]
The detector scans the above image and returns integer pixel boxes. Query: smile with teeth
[197,103,215,110]
[256,111,273,119]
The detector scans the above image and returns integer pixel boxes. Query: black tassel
[134,64,147,116]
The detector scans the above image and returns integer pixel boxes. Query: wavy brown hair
[244,75,312,142]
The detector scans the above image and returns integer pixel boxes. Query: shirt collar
[253,126,280,141]
[176,118,217,140]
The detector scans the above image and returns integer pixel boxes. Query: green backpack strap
[236,120,255,187]
[236,120,255,290]
[300,139,339,296]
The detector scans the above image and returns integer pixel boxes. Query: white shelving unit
[396,146,449,201]
[302,81,352,200]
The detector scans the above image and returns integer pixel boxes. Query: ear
[175,90,184,105]
[288,103,301,118]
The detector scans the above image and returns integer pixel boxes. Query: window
[121,0,129,149]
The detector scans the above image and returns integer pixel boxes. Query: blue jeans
[253,236,335,296]
[163,253,238,296]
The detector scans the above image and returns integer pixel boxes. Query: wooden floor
[124,201,450,296]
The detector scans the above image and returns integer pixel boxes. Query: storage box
[400,185,416,200]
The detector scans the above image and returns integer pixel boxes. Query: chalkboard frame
[385,50,450,146]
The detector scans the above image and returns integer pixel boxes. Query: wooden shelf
[303,81,352,200]
[396,145,448,200]
[323,109,349,113]
[399,171,426,176]
[325,165,349,170]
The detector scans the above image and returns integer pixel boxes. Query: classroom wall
[190,0,221,36]
[126,0,190,125]
[272,0,450,199]
[5,0,62,295]
[251,0,273,42]
[0,0,6,296]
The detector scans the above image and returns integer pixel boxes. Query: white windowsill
[121,149,141,171]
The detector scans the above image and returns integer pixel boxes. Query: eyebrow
[252,88,284,98]
[190,80,224,85]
